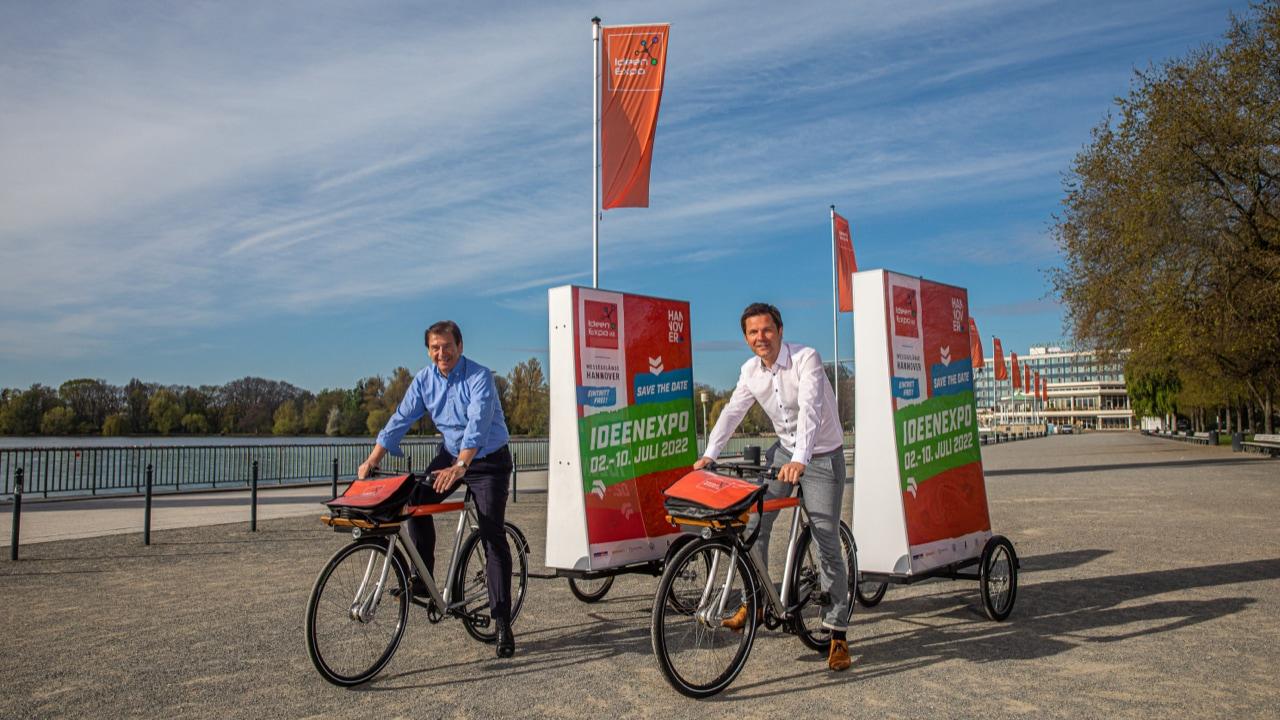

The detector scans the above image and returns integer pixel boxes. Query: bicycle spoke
[653,542,755,696]
[307,543,409,685]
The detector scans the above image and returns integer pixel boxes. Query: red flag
[1011,352,1021,390]
[993,338,1007,380]
[1040,374,1048,403]
[968,317,984,369]
[600,24,670,209]
[1024,365,1032,395]
[833,212,857,312]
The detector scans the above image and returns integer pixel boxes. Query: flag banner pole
[830,205,840,431]
[592,17,601,288]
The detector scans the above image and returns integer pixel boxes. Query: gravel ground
[2,432,1277,719]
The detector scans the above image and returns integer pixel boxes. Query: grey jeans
[746,444,850,630]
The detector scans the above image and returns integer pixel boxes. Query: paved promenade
[1,433,1276,719]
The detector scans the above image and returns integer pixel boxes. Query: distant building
[975,345,1134,430]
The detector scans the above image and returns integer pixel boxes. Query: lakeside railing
[0,439,550,498]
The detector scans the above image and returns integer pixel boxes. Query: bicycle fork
[348,502,481,623]
[694,506,806,627]
[352,534,402,623]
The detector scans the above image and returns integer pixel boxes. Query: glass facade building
[975,345,1134,430]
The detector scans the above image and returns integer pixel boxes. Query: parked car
[1057,425,1074,434]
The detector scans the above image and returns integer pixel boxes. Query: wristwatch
[454,459,469,469]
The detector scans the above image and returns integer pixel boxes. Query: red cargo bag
[326,473,418,521]
[663,470,766,523]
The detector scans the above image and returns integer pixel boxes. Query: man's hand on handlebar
[357,461,377,480]
[692,456,714,471]
[777,461,806,484]
[431,466,466,494]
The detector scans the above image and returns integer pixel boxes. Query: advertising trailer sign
[851,270,991,576]
[545,286,697,571]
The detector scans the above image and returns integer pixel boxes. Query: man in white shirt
[694,302,852,671]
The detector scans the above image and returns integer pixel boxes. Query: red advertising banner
[968,317,984,369]
[871,272,991,566]
[600,24,670,209]
[834,212,857,312]
[1011,352,1022,390]
[993,337,1007,380]
[570,287,695,564]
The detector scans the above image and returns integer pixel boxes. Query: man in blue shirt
[358,320,516,658]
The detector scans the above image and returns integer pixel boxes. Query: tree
[59,378,121,433]
[102,413,129,436]
[124,379,152,433]
[1050,2,1280,433]
[384,367,414,412]
[337,388,368,436]
[219,377,303,434]
[272,402,302,435]
[181,413,210,434]
[506,359,549,435]
[148,389,183,435]
[0,384,60,435]
[40,406,76,435]
[304,390,346,435]
[366,408,390,436]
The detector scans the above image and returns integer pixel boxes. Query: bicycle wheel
[452,522,530,643]
[789,522,857,652]
[567,576,615,603]
[650,537,758,699]
[306,539,409,686]
[980,535,1018,621]
[855,576,889,607]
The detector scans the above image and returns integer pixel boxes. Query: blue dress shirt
[376,356,510,458]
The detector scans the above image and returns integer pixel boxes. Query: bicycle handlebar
[704,460,779,481]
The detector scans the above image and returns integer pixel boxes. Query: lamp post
[699,391,709,455]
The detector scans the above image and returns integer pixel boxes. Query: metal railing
[0,438,550,498]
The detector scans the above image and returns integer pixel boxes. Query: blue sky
[0,0,1248,392]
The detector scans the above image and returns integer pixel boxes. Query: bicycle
[650,462,860,698]
[306,471,530,686]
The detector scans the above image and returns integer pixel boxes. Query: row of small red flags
[971,322,1048,402]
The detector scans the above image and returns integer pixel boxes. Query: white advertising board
[545,286,697,571]
[852,270,992,576]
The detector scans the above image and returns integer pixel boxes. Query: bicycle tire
[306,539,410,686]
[650,537,758,699]
[789,522,857,652]
[567,576,615,603]
[980,535,1018,621]
[451,522,530,643]
[855,576,889,607]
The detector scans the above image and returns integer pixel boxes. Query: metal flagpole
[592,17,602,288]
[830,205,840,431]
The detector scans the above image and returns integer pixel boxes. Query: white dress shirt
[705,342,844,465]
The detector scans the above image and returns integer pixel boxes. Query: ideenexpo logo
[585,300,619,349]
[609,32,664,89]
[893,286,919,338]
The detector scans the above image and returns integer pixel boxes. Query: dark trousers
[406,445,513,621]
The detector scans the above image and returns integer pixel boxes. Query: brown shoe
[720,604,762,632]
[828,639,852,671]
